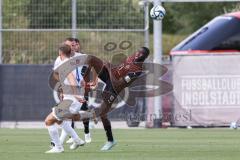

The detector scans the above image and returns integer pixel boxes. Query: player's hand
[59,92,64,101]
[85,80,98,90]
[79,98,87,103]
[74,95,87,103]
[90,81,98,90]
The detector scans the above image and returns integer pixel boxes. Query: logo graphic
[49,41,173,108]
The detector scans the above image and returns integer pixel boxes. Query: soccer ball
[150,5,166,20]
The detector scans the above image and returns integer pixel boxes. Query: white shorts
[52,99,82,121]
[63,95,82,114]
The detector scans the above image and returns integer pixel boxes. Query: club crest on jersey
[70,59,81,65]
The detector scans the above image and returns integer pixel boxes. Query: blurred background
[2,0,239,64]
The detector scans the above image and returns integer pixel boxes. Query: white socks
[47,125,62,147]
[59,126,69,145]
[60,121,82,142]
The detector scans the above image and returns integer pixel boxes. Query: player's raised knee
[45,118,51,126]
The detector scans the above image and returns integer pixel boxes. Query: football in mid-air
[150,5,166,20]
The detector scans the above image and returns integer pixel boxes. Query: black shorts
[99,67,117,96]
[81,102,88,111]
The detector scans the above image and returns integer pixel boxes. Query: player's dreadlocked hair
[135,47,150,62]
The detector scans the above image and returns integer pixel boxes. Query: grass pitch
[0,128,240,160]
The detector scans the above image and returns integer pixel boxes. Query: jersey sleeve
[53,56,62,71]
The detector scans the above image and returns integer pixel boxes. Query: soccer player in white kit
[45,44,96,153]
[55,38,97,145]
[64,38,94,144]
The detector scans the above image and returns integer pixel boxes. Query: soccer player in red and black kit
[82,47,149,150]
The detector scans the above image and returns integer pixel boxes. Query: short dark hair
[73,38,80,44]
[64,37,74,42]
[59,44,71,57]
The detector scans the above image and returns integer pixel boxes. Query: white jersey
[53,52,86,113]
[53,58,77,100]
[72,52,85,86]
[53,52,86,87]
[53,52,84,70]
